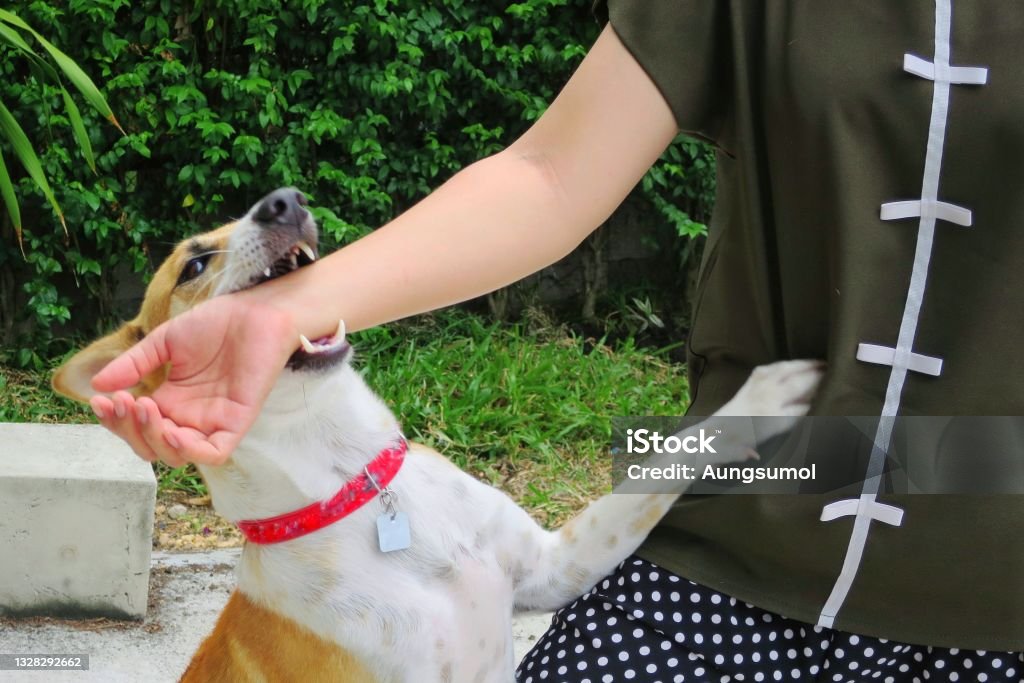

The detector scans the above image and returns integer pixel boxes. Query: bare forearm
[241,25,678,341]
[251,150,605,338]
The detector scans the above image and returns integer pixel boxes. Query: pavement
[0,549,554,682]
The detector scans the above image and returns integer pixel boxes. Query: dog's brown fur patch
[180,591,377,683]
[51,223,238,402]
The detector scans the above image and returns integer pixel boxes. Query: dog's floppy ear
[52,323,148,403]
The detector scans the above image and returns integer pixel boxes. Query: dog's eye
[178,255,212,286]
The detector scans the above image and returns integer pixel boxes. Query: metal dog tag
[376,511,411,552]
[365,466,410,553]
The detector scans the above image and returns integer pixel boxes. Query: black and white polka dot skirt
[516,557,1022,683]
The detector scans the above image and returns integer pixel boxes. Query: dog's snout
[253,188,308,227]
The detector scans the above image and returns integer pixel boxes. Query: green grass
[1,310,690,525]
[0,366,93,424]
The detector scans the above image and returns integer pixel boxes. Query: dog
[53,188,823,682]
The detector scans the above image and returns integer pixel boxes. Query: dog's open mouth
[286,318,352,370]
[254,241,317,286]
[249,239,353,372]
[288,326,352,371]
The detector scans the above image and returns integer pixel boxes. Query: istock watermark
[621,425,816,485]
[610,416,1024,495]
[624,428,719,455]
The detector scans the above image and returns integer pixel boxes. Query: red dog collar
[236,438,408,545]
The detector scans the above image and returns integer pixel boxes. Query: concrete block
[0,423,156,619]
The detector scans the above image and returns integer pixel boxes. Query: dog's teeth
[336,319,346,342]
[297,241,316,262]
[299,334,318,354]
[264,267,272,278]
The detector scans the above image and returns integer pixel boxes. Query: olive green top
[600,0,1024,649]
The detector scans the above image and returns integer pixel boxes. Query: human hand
[89,295,298,467]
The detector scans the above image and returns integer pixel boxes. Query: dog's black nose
[253,188,308,226]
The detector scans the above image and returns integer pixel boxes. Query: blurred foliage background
[0,0,715,368]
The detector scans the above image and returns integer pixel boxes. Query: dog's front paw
[716,360,825,418]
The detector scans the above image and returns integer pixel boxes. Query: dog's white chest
[438,556,517,680]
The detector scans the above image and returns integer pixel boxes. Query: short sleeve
[594,0,731,143]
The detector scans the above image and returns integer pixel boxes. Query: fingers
[92,391,235,467]
[173,428,236,467]
[136,399,235,466]
[135,397,189,468]
[91,392,189,467]
[90,393,160,463]
[91,322,171,393]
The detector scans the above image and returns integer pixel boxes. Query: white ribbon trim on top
[903,53,988,85]
[821,497,905,527]
[856,343,943,376]
[818,0,988,630]
[880,199,972,226]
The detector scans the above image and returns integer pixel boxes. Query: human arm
[244,24,678,337]
[90,24,679,464]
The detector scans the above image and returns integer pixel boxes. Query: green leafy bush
[0,7,123,250]
[0,0,713,366]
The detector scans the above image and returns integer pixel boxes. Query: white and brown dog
[53,189,823,682]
